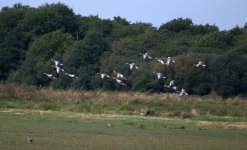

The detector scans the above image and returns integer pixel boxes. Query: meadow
[0,84,247,149]
[0,109,247,150]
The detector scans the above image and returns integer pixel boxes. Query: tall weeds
[0,83,246,118]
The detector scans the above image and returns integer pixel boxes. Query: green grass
[0,108,247,150]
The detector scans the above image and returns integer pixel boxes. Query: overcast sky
[1,0,247,30]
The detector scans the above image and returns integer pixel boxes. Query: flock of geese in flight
[43,52,206,97]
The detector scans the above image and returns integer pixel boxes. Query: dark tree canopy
[1,3,247,98]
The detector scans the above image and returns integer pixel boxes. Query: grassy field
[0,84,247,149]
[0,108,247,150]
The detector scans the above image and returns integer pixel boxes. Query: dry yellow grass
[1,83,247,104]
[1,83,247,118]
[190,108,201,116]
[0,83,177,102]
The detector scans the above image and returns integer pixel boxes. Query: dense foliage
[1,3,247,98]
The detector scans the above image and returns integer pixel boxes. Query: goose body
[140,52,152,60]
[65,73,79,79]
[139,110,150,117]
[164,80,174,88]
[113,78,126,86]
[178,88,188,97]
[194,61,206,68]
[97,73,110,79]
[26,137,33,143]
[51,59,64,73]
[164,57,175,66]
[126,63,139,70]
[51,59,63,68]
[154,72,166,80]
[113,71,127,80]
[43,73,56,80]
[172,86,177,91]
[155,58,165,65]
[55,66,64,74]
[107,123,113,127]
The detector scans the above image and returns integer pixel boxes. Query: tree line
[0,3,247,98]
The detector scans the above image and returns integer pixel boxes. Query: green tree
[174,55,213,95]
[197,31,233,53]
[18,3,78,36]
[9,30,74,86]
[212,52,247,98]
[0,4,30,80]
[159,18,193,33]
[190,24,219,35]
[26,30,74,62]
[64,31,108,90]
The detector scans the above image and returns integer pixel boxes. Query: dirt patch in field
[197,121,213,126]
[197,121,247,130]
[1,109,14,112]
[15,112,24,115]
[39,110,52,115]
[226,123,247,130]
